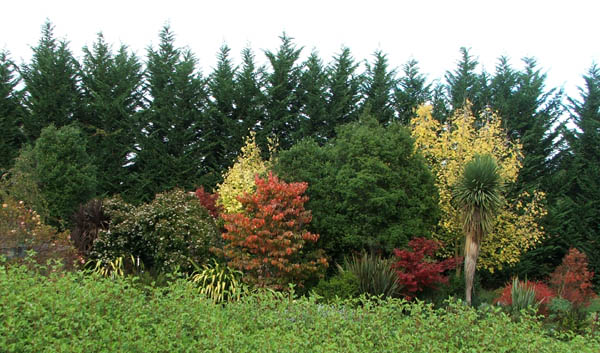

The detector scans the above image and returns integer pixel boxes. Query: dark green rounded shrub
[312,269,359,303]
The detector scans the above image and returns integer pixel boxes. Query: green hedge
[1,263,599,352]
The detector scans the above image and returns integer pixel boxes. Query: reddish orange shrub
[549,248,597,306]
[494,279,555,316]
[216,172,328,290]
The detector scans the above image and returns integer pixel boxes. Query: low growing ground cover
[1,262,599,353]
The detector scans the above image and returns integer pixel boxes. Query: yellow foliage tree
[216,131,270,214]
[410,104,546,272]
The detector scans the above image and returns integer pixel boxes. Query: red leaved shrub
[215,172,328,290]
[549,248,597,307]
[195,186,222,218]
[392,237,460,299]
[494,280,555,316]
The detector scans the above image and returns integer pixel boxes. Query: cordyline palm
[453,154,503,305]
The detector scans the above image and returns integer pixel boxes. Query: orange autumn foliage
[216,172,327,290]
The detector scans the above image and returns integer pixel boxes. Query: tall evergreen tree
[21,21,82,142]
[491,57,563,192]
[0,51,26,172]
[234,47,266,137]
[561,65,600,281]
[80,33,144,196]
[298,51,329,144]
[262,34,303,150]
[362,50,396,124]
[324,47,362,139]
[394,59,431,125]
[445,47,484,114]
[128,26,207,203]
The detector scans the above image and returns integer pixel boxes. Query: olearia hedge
[1,262,599,353]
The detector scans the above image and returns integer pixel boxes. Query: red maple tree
[392,237,460,299]
[194,186,222,218]
[216,172,328,290]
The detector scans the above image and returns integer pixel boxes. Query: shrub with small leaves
[312,268,360,303]
[91,189,219,273]
[549,248,597,307]
[0,192,79,268]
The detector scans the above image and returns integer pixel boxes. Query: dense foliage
[217,172,328,290]
[11,124,97,228]
[1,263,599,352]
[392,238,460,299]
[411,105,546,272]
[275,115,439,262]
[91,189,219,272]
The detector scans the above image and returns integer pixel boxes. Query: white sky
[1,0,598,100]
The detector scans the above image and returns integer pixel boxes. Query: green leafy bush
[91,189,219,272]
[274,116,439,263]
[312,268,360,303]
[11,124,97,228]
[1,262,599,352]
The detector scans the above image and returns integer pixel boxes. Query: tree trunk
[464,228,481,306]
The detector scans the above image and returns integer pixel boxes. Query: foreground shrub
[1,262,599,352]
[495,278,554,316]
[312,268,360,303]
[91,189,219,272]
[343,251,399,298]
[191,259,245,303]
[216,173,328,290]
[392,237,460,299]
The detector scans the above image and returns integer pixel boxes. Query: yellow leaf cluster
[410,104,546,272]
[217,131,270,214]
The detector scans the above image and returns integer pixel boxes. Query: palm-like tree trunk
[464,210,482,306]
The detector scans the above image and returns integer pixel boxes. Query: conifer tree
[0,51,26,172]
[324,47,362,140]
[203,44,240,188]
[394,59,431,125]
[445,47,484,114]
[21,21,82,142]
[298,51,329,144]
[80,33,144,196]
[362,50,396,124]
[262,34,303,150]
[234,47,265,136]
[129,26,207,203]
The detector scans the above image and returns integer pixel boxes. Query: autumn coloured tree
[216,131,270,214]
[217,172,328,290]
[410,104,546,272]
[392,238,460,299]
[549,248,597,307]
[194,186,221,219]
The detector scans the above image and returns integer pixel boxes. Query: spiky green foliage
[343,251,400,298]
[454,154,503,305]
[454,154,504,235]
[191,259,245,303]
[509,277,539,317]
